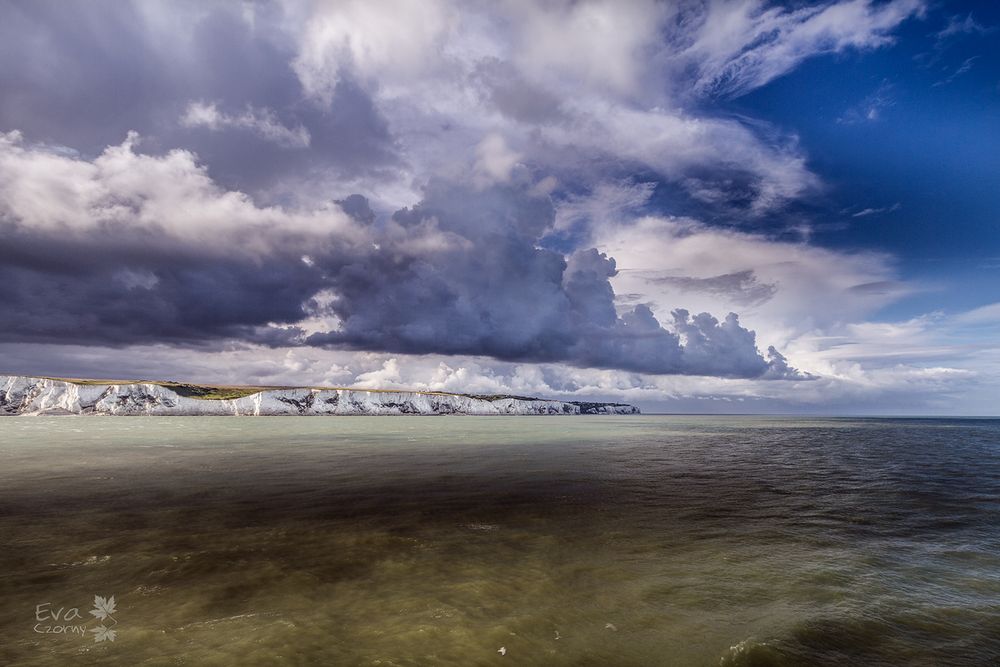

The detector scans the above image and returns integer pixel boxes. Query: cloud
[0,0,926,217]
[652,270,778,307]
[283,0,917,212]
[954,302,1000,326]
[553,180,657,236]
[851,202,902,217]
[597,214,910,343]
[932,55,981,87]
[289,0,924,103]
[935,12,994,41]
[180,101,310,148]
[916,10,994,68]
[674,0,926,98]
[0,131,360,243]
[0,130,365,345]
[557,104,818,212]
[0,130,802,379]
[1,0,922,221]
[0,2,399,199]
[504,0,669,97]
[470,58,566,125]
[290,0,669,102]
[473,133,521,186]
[306,181,804,378]
[290,0,458,104]
[837,80,896,124]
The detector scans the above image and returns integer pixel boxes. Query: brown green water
[1,416,998,666]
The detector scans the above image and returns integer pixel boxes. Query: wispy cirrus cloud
[673,0,926,98]
[935,12,994,42]
[837,80,897,124]
[851,202,902,217]
[932,55,981,86]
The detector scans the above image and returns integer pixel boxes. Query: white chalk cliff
[0,376,640,416]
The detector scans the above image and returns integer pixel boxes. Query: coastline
[0,375,639,417]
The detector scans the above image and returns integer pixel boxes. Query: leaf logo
[90,595,116,622]
[89,595,118,642]
[91,625,117,643]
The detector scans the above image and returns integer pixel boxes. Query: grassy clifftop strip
[47,377,273,400]
[45,377,541,402]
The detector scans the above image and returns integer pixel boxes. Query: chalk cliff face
[0,376,640,416]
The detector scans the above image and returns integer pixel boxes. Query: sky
[0,0,997,414]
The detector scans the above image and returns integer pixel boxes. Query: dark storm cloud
[0,127,800,379]
[0,222,323,347]
[0,129,363,349]
[305,182,803,378]
[0,0,397,197]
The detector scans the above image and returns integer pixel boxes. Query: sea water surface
[1,416,998,666]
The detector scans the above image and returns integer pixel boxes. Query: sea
[1,416,998,666]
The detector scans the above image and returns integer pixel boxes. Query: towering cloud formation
[309,182,800,377]
[0,132,800,378]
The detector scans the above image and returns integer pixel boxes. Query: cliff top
[34,376,544,402]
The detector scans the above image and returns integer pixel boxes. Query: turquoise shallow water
[1,416,998,666]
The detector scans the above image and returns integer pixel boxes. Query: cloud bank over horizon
[0,130,802,379]
[0,0,997,413]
